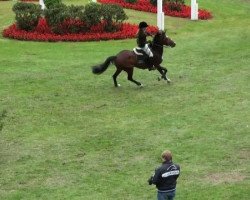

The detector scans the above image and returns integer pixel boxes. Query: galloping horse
[92,31,176,87]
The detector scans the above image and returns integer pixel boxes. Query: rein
[152,42,163,48]
[152,42,170,48]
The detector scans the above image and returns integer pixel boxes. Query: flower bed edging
[3,18,158,42]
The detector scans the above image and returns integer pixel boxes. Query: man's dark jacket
[148,161,180,192]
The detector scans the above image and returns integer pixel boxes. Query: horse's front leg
[156,65,171,83]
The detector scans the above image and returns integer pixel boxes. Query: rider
[136,21,154,70]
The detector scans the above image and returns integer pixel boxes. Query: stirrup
[148,66,155,71]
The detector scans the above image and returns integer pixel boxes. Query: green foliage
[100,4,128,32]
[68,4,85,19]
[167,0,185,4]
[44,3,69,34]
[167,0,185,11]
[149,0,184,7]
[82,3,128,32]
[125,0,137,4]
[12,2,41,31]
[149,0,158,6]
[67,5,86,33]
[81,3,102,28]
[44,0,62,9]
[41,2,128,34]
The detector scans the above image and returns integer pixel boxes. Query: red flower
[2,18,158,42]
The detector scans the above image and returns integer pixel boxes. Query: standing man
[148,150,180,200]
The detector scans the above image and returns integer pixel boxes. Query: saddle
[133,47,149,65]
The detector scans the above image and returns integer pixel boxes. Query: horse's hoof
[115,84,121,87]
[167,78,171,83]
[139,84,144,88]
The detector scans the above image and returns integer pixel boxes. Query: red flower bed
[2,18,158,42]
[98,0,212,20]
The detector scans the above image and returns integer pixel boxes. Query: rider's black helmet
[139,21,148,29]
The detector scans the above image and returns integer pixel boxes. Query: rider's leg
[144,44,153,57]
[143,44,154,70]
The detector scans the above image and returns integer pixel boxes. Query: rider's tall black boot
[147,57,155,71]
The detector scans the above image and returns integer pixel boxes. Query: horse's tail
[92,56,117,74]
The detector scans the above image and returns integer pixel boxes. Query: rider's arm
[146,31,153,37]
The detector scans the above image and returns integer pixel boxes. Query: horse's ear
[163,29,168,37]
[158,30,163,35]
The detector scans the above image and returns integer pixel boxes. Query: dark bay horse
[92,31,176,87]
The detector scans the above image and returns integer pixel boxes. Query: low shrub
[10,2,129,35]
[44,0,62,9]
[167,0,185,11]
[44,3,69,34]
[101,4,128,32]
[150,0,184,7]
[149,0,157,6]
[12,2,41,31]
[68,5,85,19]
[81,3,102,28]
[149,0,169,6]
[125,0,137,4]
[67,5,87,33]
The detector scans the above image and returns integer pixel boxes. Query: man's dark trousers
[157,190,176,200]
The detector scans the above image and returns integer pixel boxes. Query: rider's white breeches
[141,44,153,57]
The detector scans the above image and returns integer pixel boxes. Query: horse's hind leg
[113,68,122,87]
[126,68,142,86]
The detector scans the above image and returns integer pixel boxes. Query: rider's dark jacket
[148,161,180,192]
[137,29,151,48]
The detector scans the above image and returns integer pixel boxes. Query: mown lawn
[0,0,249,199]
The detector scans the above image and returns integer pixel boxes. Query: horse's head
[153,31,176,48]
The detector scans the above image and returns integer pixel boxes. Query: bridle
[152,42,164,48]
[152,40,172,48]
[152,33,172,48]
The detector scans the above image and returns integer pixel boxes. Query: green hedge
[11,2,128,34]
[12,2,41,31]
[44,3,69,34]
[44,0,62,9]
[150,0,185,8]
[125,0,137,4]
[101,4,128,32]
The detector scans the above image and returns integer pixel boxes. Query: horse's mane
[153,31,164,44]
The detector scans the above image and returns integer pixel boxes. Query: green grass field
[0,0,249,199]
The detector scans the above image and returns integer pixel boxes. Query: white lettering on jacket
[162,170,180,178]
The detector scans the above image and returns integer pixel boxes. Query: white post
[39,0,46,10]
[161,12,165,30]
[157,0,164,30]
[191,0,198,20]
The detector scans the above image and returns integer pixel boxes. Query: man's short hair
[161,150,172,162]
